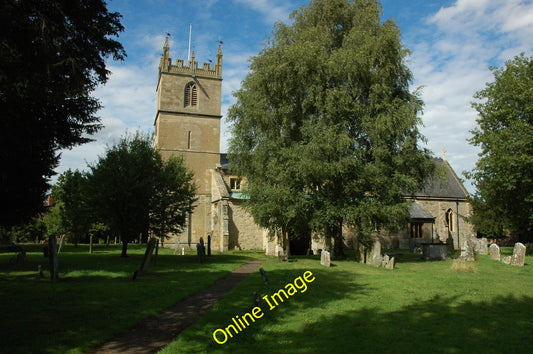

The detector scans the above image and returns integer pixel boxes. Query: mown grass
[162,248,533,353]
[0,244,263,353]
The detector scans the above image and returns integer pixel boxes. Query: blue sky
[57,0,533,193]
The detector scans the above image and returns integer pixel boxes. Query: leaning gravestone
[489,244,501,261]
[460,239,475,262]
[49,235,59,281]
[511,242,526,267]
[381,254,390,268]
[138,238,157,275]
[259,267,269,285]
[320,250,331,267]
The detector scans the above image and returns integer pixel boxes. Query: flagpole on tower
[187,24,192,62]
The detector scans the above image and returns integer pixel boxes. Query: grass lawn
[162,248,533,353]
[0,244,264,353]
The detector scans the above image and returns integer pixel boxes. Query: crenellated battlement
[159,36,222,79]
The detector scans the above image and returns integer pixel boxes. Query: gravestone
[259,267,269,285]
[320,250,331,267]
[473,238,488,255]
[489,244,501,261]
[510,242,526,266]
[381,254,390,268]
[367,239,382,267]
[49,235,59,281]
[196,237,206,263]
[138,238,157,275]
[502,256,511,265]
[460,239,475,262]
[385,257,395,270]
[253,291,261,308]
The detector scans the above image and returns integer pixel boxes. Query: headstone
[502,256,511,265]
[259,267,269,285]
[381,254,390,268]
[367,239,382,267]
[422,244,449,261]
[385,257,395,270]
[196,237,206,263]
[320,250,331,267]
[510,242,526,266]
[138,238,157,275]
[182,248,185,256]
[473,238,488,255]
[489,244,500,261]
[253,291,261,308]
[460,239,475,262]
[49,235,59,281]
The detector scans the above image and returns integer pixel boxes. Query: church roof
[408,201,435,220]
[219,154,469,200]
[404,158,469,200]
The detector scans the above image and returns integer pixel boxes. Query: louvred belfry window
[184,82,198,107]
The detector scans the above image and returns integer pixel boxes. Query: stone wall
[228,199,265,250]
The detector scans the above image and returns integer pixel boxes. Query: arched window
[445,209,454,232]
[184,82,198,107]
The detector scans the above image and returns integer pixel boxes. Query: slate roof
[409,201,435,220]
[404,158,469,200]
[220,153,230,170]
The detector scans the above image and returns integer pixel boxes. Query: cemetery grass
[0,244,264,353]
[163,248,533,353]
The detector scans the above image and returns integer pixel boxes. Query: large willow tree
[228,0,433,257]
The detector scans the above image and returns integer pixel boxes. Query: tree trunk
[121,239,128,257]
[89,235,93,254]
[329,220,345,259]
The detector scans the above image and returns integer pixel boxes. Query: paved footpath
[95,258,266,354]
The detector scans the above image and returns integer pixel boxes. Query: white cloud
[233,0,293,23]
[409,0,533,192]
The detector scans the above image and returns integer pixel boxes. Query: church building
[154,38,474,255]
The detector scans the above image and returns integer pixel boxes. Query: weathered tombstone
[367,239,382,267]
[259,267,269,285]
[138,238,157,276]
[473,238,488,255]
[385,257,395,270]
[182,248,185,256]
[320,250,331,267]
[381,254,390,268]
[207,235,211,256]
[502,256,511,265]
[490,244,501,261]
[49,235,59,281]
[196,237,206,263]
[460,239,475,262]
[253,291,261,308]
[510,242,526,266]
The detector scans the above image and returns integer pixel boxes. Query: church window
[445,209,454,232]
[230,177,241,191]
[184,82,198,107]
[187,131,192,149]
[410,223,423,238]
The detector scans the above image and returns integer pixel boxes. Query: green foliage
[52,169,92,245]
[228,0,433,257]
[466,54,533,239]
[86,132,196,256]
[0,0,125,228]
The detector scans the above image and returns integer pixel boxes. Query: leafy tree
[0,0,125,228]
[228,0,433,257]
[150,156,197,240]
[87,132,196,256]
[466,54,533,240]
[52,169,92,246]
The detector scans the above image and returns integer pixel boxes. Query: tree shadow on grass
[250,293,533,353]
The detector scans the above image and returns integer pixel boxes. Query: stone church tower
[154,36,223,249]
